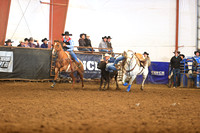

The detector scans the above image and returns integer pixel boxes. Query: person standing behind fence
[28,37,39,48]
[41,38,49,48]
[78,33,90,51]
[4,39,13,46]
[99,36,109,52]
[23,38,30,48]
[170,50,182,88]
[107,36,113,52]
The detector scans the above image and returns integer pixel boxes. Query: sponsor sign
[0,51,13,72]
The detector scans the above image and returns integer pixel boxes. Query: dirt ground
[0,81,200,133]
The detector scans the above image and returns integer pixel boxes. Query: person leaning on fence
[85,35,95,51]
[61,31,81,67]
[41,38,49,48]
[28,37,39,48]
[107,36,113,52]
[23,38,30,47]
[170,50,182,88]
[99,36,109,52]
[4,39,13,46]
[17,40,24,47]
[78,33,90,51]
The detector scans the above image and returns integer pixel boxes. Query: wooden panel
[0,0,11,45]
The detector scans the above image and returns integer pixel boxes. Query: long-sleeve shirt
[170,56,182,69]
[41,43,48,48]
[78,38,86,47]
[85,39,92,47]
[28,42,39,48]
[62,37,74,52]
[107,42,112,49]
[99,40,108,49]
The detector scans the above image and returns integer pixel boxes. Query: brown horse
[51,41,84,89]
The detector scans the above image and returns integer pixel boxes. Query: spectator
[99,36,109,52]
[17,40,24,47]
[28,37,39,48]
[41,38,49,48]
[61,31,81,67]
[194,50,200,58]
[4,39,13,46]
[170,50,182,88]
[23,38,30,48]
[78,33,90,51]
[85,35,94,51]
[107,36,113,52]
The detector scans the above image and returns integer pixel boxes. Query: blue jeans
[99,49,108,52]
[106,63,117,72]
[113,56,125,66]
[78,48,90,51]
[69,51,79,63]
[173,68,180,87]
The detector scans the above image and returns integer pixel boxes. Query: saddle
[135,53,145,67]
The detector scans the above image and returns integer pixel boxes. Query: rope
[11,0,32,39]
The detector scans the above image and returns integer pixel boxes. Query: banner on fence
[136,62,169,84]
[0,51,13,72]
[76,54,101,79]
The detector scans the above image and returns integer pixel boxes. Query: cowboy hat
[107,36,112,39]
[173,50,180,54]
[62,31,72,36]
[24,38,29,41]
[102,36,107,39]
[194,50,200,55]
[80,33,86,38]
[41,38,49,42]
[179,54,185,58]
[28,37,34,41]
[5,39,13,43]
[104,53,111,57]
[143,52,149,55]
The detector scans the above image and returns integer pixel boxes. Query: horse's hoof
[127,85,131,92]
[123,82,128,86]
[140,87,143,91]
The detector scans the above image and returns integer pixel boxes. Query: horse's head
[52,41,63,55]
[126,50,134,63]
[97,61,107,70]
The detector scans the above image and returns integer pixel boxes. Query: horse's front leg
[122,73,128,86]
[77,69,84,89]
[51,68,59,88]
[127,75,137,92]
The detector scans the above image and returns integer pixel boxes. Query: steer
[97,61,120,90]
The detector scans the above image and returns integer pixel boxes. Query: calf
[97,61,120,90]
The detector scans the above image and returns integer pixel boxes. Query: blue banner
[76,54,101,79]
[136,62,169,84]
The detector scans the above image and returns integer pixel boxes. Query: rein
[125,53,138,73]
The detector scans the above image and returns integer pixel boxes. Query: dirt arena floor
[0,81,200,133]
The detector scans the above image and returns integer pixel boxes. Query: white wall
[65,0,197,62]
[6,0,197,62]
[6,0,50,45]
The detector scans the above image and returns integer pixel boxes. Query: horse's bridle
[125,53,137,73]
